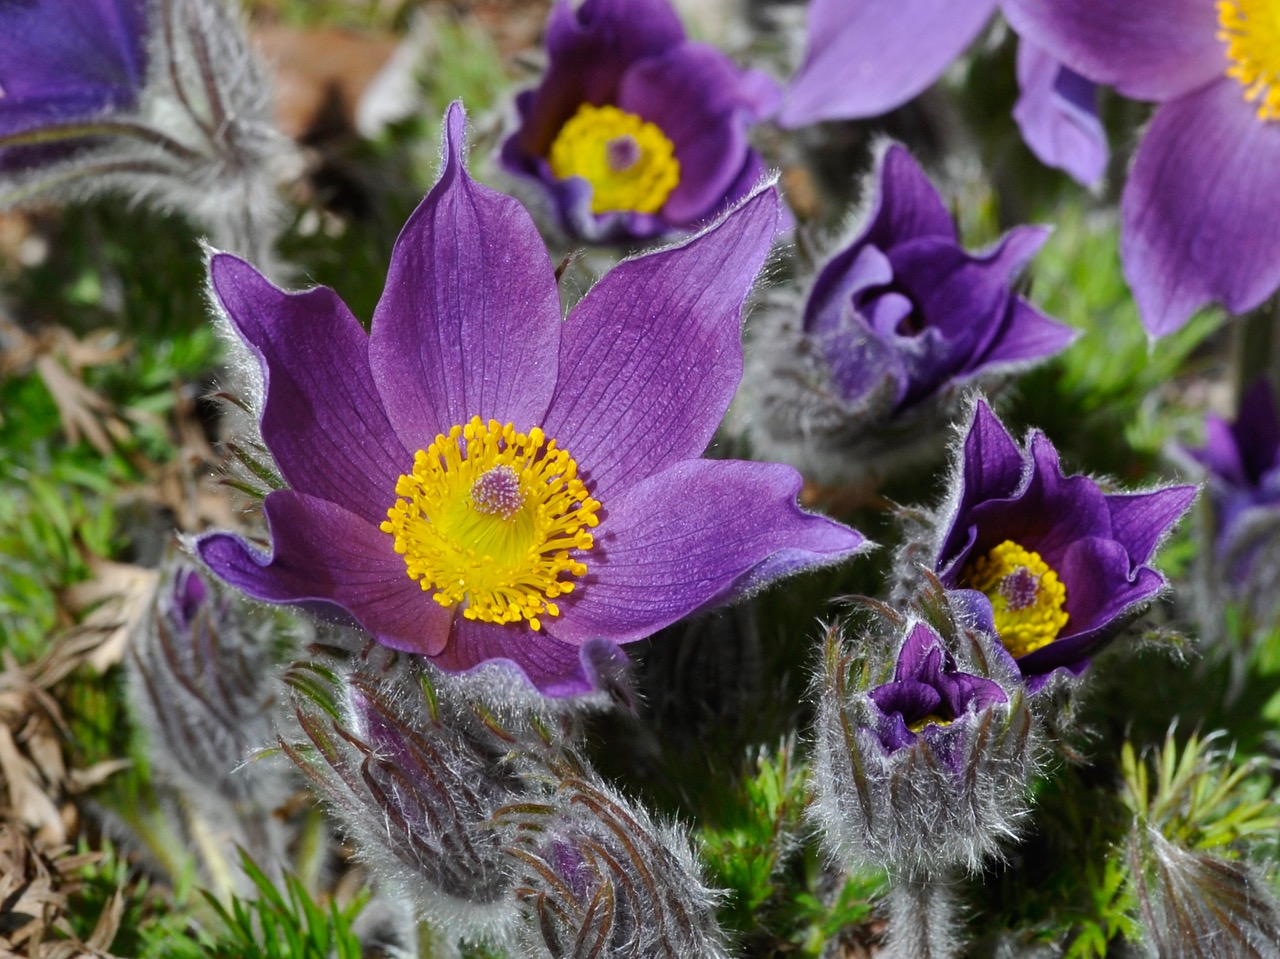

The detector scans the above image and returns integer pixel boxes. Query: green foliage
[200,852,369,959]
[1120,730,1280,856]
[697,743,886,957]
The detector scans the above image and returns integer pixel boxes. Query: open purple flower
[499,0,779,243]
[936,399,1195,690]
[0,0,148,167]
[1002,0,1280,337]
[867,622,1007,756]
[197,102,866,697]
[778,0,1107,187]
[803,144,1074,416]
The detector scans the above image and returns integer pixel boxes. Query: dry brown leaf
[0,726,64,846]
[60,559,159,674]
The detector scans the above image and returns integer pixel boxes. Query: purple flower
[867,622,1006,756]
[499,0,780,243]
[1187,381,1280,542]
[0,0,148,165]
[803,144,1075,415]
[197,102,867,697]
[778,0,1107,188]
[937,399,1195,690]
[1002,0,1280,337]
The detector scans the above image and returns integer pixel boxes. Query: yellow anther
[548,103,680,214]
[380,416,601,630]
[962,540,1069,659]
[1218,0,1280,120]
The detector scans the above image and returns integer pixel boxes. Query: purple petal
[1235,380,1280,482]
[1013,38,1109,189]
[209,254,410,524]
[369,102,562,448]
[1019,536,1166,673]
[0,0,147,135]
[1104,486,1196,564]
[546,459,866,645]
[1189,414,1249,486]
[195,491,452,656]
[779,0,999,125]
[618,43,776,223]
[1122,81,1280,338]
[974,297,1078,368]
[541,185,779,504]
[1001,0,1222,101]
[428,619,623,697]
[869,679,943,720]
[938,400,1027,571]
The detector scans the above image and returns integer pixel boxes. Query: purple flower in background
[937,400,1195,690]
[803,144,1074,415]
[0,0,148,165]
[778,0,1107,187]
[500,0,780,242]
[1187,381,1280,543]
[197,102,866,697]
[867,622,1006,757]
[1002,0,1280,338]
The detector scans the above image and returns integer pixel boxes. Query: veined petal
[0,0,147,133]
[195,491,452,656]
[369,101,562,446]
[209,254,410,524]
[974,298,1078,368]
[1013,39,1108,189]
[1105,486,1197,565]
[1001,0,1222,101]
[1122,81,1280,338]
[542,184,780,503]
[618,43,772,223]
[547,459,867,645]
[779,0,998,125]
[430,620,625,696]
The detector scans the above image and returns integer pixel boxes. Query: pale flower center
[381,417,601,631]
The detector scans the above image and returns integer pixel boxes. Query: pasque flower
[0,0,148,167]
[1002,0,1280,337]
[803,144,1074,416]
[778,0,1108,187]
[936,399,1195,690]
[1183,380,1280,630]
[197,102,866,696]
[500,0,779,242]
[809,613,1033,877]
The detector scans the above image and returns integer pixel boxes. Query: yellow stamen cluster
[381,417,601,631]
[962,540,1069,659]
[907,714,955,734]
[1218,0,1280,120]
[548,103,680,214]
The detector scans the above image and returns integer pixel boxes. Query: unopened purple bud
[809,614,1035,876]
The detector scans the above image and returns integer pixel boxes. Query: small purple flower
[0,0,148,168]
[937,399,1196,690]
[778,0,1107,188]
[867,622,1007,756]
[803,144,1075,415]
[499,0,780,243]
[1187,380,1280,544]
[1002,0,1280,337]
[197,102,867,697]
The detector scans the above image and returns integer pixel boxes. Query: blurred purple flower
[499,0,780,243]
[197,102,867,697]
[1002,0,1280,338]
[0,0,148,166]
[1187,380,1280,542]
[937,400,1195,690]
[867,622,1006,756]
[803,144,1074,415]
[778,0,1107,187]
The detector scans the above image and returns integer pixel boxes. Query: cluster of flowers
[7,0,1276,955]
